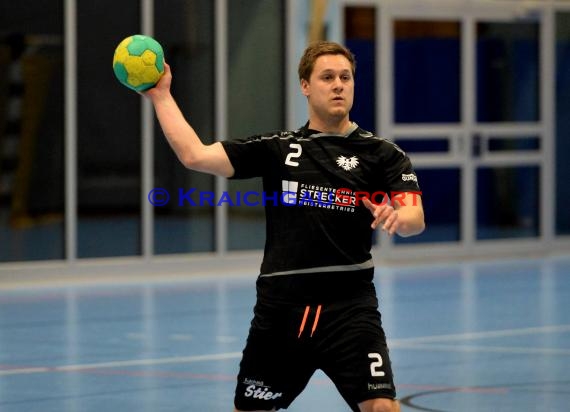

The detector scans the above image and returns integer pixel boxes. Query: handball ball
[112,34,165,92]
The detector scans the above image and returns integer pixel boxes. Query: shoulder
[350,126,407,155]
[224,129,303,145]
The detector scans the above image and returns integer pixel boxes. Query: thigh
[234,300,316,411]
[318,299,397,410]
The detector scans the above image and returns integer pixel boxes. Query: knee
[359,398,400,412]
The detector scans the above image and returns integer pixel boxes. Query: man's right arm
[145,63,234,178]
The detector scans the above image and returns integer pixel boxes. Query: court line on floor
[2,324,569,377]
[393,342,570,356]
[391,324,570,345]
[0,352,242,377]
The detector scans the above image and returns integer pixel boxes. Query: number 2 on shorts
[368,353,386,377]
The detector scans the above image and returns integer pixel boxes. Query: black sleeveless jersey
[222,123,420,300]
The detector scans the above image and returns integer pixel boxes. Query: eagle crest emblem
[336,155,359,171]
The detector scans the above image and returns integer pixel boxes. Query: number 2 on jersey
[368,353,386,377]
[285,143,302,167]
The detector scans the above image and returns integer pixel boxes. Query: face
[301,54,354,123]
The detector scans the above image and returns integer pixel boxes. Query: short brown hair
[298,41,356,82]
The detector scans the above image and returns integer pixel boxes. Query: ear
[300,79,310,97]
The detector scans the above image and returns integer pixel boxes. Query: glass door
[359,1,552,259]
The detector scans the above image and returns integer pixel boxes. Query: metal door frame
[329,0,559,261]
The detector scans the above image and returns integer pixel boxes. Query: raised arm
[144,63,234,177]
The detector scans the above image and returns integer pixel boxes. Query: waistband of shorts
[256,268,376,304]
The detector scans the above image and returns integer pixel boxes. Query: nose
[332,76,344,92]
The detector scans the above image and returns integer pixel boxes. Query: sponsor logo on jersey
[336,155,359,171]
[401,173,418,182]
[282,180,299,205]
[281,180,356,212]
[242,378,283,400]
[281,180,421,211]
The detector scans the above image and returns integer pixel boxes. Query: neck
[308,117,352,134]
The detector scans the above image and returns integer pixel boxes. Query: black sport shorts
[233,287,396,411]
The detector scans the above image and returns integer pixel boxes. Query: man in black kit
[146,41,425,412]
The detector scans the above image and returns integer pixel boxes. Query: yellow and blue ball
[112,34,165,92]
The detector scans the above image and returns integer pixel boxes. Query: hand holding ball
[112,34,165,92]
